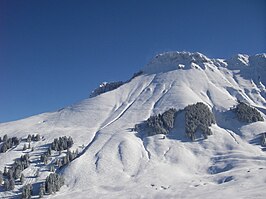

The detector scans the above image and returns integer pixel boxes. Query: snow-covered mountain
[1,51,266,199]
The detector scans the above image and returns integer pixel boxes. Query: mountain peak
[143,51,212,74]
[1,50,266,199]
[226,54,250,67]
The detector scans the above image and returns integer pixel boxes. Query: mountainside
[1,51,266,199]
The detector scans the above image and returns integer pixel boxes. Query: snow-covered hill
[0,51,266,199]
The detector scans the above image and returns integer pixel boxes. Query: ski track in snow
[70,76,156,167]
[225,129,239,144]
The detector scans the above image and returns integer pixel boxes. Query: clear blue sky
[0,0,265,123]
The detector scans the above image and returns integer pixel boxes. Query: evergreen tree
[17,154,30,170]
[22,184,32,199]
[51,136,74,151]
[261,133,266,146]
[135,108,177,136]
[63,155,69,165]
[0,136,21,153]
[234,102,264,123]
[12,136,20,146]
[23,144,27,151]
[67,149,72,161]
[0,142,8,153]
[9,177,15,190]
[27,135,32,142]
[4,166,8,176]
[47,147,52,156]
[13,166,22,179]
[4,179,9,191]
[35,134,41,141]
[67,137,74,148]
[40,154,48,164]
[56,159,62,167]
[8,168,14,179]
[45,173,64,194]
[50,164,55,172]
[185,102,215,141]
[20,173,25,184]
[3,134,8,142]
[0,171,3,185]
[39,184,45,198]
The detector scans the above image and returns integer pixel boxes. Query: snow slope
[0,51,266,199]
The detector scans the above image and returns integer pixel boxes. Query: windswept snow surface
[0,52,266,198]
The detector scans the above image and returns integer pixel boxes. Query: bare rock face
[90,81,124,97]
